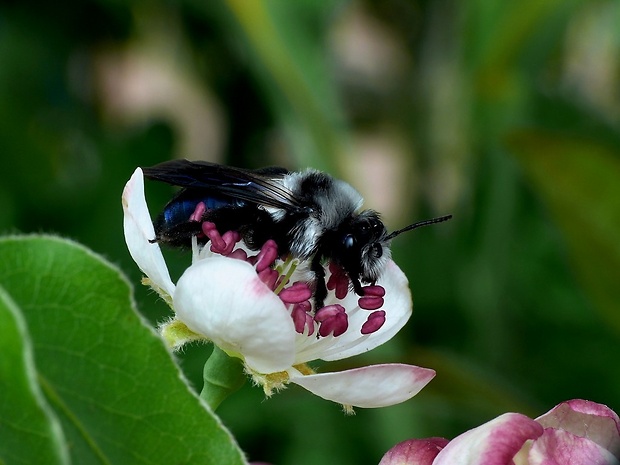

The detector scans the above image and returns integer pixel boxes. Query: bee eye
[371,243,383,258]
[343,234,356,249]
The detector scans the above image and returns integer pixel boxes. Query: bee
[143,159,451,309]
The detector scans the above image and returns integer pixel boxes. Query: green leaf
[0,236,247,465]
[508,130,620,333]
[0,285,69,465]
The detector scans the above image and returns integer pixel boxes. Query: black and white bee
[143,159,451,309]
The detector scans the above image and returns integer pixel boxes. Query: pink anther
[358,296,384,310]
[358,284,386,309]
[314,304,348,337]
[291,302,314,336]
[254,239,279,273]
[360,310,386,334]
[279,281,313,305]
[202,222,240,255]
[326,262,350,300]
[189,202,206,222]
[258,268,279,290]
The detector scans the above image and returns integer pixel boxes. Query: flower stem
[200,346,246,410]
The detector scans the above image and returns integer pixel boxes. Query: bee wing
[142,159,302,211]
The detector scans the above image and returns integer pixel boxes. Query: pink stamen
[291,302,314,336]
[362,285,386,297]
[278,281,312,304]
[358,296,384,310]
[361,310,386,334]
[296,300,312,312]
[202,222,240,255]
[189,202,206,222]
[358,284,386,309]
[254,239,279,272]
[220,231,241,254]
[258,268,279,290]
[327,262,349,299]
[315,304,348,337]
[202,222,225,250]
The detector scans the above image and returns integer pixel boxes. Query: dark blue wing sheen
[160,188,245,229]
[142,159,301,212]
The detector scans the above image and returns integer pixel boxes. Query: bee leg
[350,276,364,296]
[311,255,327,310]
[150,221,204,247]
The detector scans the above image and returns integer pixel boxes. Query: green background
[1,1,619,464]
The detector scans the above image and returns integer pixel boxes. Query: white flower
[122,167,435,408]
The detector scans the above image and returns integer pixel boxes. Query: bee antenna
[384,214,452,241]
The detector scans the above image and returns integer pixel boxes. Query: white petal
[174,257,296,373]
[529,428,619,465]
[536,400,620,458]
[122,168,175,297]
[289,363,434,408]
[433,413,543,465]
[320,260,412,361]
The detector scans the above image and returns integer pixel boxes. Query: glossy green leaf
[0,285,69,465]
[0,236,246,465]
[509,130,620,332]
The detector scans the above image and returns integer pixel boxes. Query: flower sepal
[159,318,207,350]
[201,346,247,411]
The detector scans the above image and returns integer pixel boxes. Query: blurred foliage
[1,0,620,464]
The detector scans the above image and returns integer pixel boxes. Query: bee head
[337,210,391,284]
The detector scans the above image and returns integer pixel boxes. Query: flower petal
[536,400,620,459]
[529,428,619,465]
[174,257,296,373]
[122,168,175,297]
[379,438,449,465]
[288,363,434,408]
[319,260,412,361]
[433,413,543,465]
